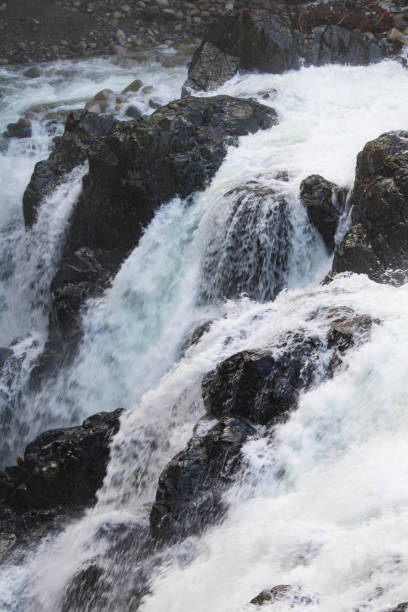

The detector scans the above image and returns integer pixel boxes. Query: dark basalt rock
[184,6,389,93]
[300,174,348,250]
[23,110,118,228]
[150,416,256,543]
[201,334,323,426]
[0,409,123,548]
[332,131,408,283]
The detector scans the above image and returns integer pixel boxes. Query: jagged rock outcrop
[0,409,122,550]
[332,131,408,283]
[200,182,292,303]
[150,416,256,543]
[183,5,390,94]
[150,310,377,544]
[34,96,277,374]
[202,334,323,426]
[250,585,313,607]
[22,110,118,228]
[300,174,348,250]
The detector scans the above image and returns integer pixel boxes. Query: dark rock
[185,6,388,92]
[125,105,142,119]
[150,416,256,543]
[23,66,42,78]
[300,174,348,250]
[200,183,292,303]
[385,605,408,612]
[4,117,32,139]
[332,131,408,282]
[180,320,212,356]
[250,585,292,606]
[43,95,276,367]
[0,409,123,547]
[0,348,13,370]
[250,585,313,606]
[182,41,240,95]
[202,334,323,426]
[23,110,118,228]
[122,79,143,94]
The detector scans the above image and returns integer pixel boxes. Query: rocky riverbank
[1,0,408,66]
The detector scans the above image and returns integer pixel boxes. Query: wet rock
[23,110,118,228]
[0,348,13,369]
[185,6,388,92]
[60,95,277,275]
[200,183,292,303]
[385,605,408,612]
[36,96,276,384]
[150,416,256,543]
[250,585,313,606]
[182,41,240,95]
[332,131,408,283]
[3,117,32,139]
[300,174,348,250]
[0,409,123,545]
[94,88,114,102]
[122,79,143,94]
[23,66,42,78]
[202,334,323,426]
[250,585,292,606]
[125,105,142,119]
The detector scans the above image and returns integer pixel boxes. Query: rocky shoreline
[1,0,408,67]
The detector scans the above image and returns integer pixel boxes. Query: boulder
[300,174,348,250]
[200,183,292,302]
[3,117,32,139]
[250,585,312,607]
[201,334,323,426]
[23,110,118,228]
[184,6,389,93]
[150,416,256,543]
[332,131,408,282]
[0,409,123,548]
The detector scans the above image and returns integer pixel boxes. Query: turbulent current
[1,55,408,611]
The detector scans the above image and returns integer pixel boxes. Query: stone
[3,117,31,139]
[332,131,408,283]
[150,417,256,542]
[182,41,240,95]
[142,85,154,94]
[300,174,348,250]
[184,6,389,93]
[121,79,143,94]
[94,88,114,102]
[23,66,41,78]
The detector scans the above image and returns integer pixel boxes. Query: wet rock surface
[0,409,122,549]
[332,131,408,283]
[37,96,277,368]
[300,174,348,250]
[150,416,256,543]
[23,110,118,228]
[150,309,377,545]
[200,183,292,303]
[184,2,395,93]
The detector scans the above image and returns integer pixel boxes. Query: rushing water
[1,57,408,611]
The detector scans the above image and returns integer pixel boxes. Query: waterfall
[1,56,408,612]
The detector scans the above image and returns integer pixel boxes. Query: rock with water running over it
[23,110,118,228]
[38,95,276,375]
[183,5,389,93]
[300,174,348,251]
[250,584,313,606]
[0,409,123,548]
[151,310,377,544]
[332,131,408,283]
[3,117,32,139]
[201,333,324,426]
[150,416,256,542]
[200,182,292,302]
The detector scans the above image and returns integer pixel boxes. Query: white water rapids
[0,56,408,611]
